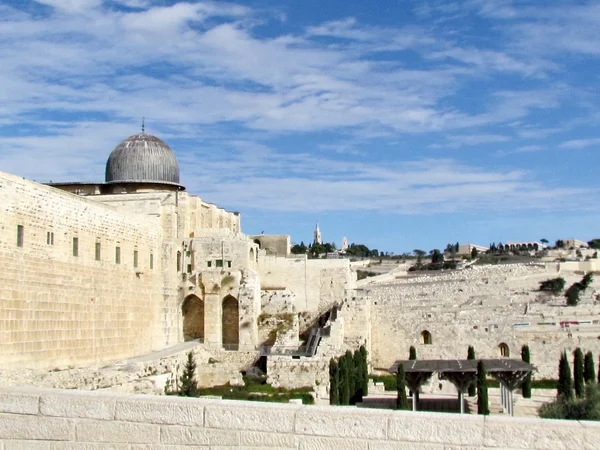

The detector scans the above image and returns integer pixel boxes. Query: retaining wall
[0,387,598,449]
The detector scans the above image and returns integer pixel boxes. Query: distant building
[502,241,543,251]
[453,244,489,256]
[563,239,589,249]
[341,236,349,252]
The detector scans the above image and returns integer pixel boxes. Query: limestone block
[40,392,116,420]
[239,430,298,448]
[388,411,484,446]
[295,406,388,439]
[51,444,130,450]
[75,419,160,444]
[0,413,73,440]
[581,420,600,449]
[160,424,238,446]
[115,395,206,426]
[204,400,299,433]
[483,415,585,449]
[369,442,444,450]
[4,441,50,450]
[297,436,368,450]
[0,391,39,415]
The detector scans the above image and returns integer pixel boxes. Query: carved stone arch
[499,342,510,357]
[222,295,239,350]
[182,294,204,342]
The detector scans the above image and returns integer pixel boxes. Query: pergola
[390,359,536,415]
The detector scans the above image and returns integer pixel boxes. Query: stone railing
[0,387,598,449]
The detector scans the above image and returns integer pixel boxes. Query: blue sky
[1,0,600,254]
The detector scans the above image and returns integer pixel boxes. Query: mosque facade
[0,132,355,370]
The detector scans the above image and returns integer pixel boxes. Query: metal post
[509,389,514,416]
[412,391,417,411]
[459,391,464,414]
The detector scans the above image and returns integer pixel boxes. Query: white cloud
[559,138,600,149]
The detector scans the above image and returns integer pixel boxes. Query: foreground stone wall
[0,172,165,369]
[0,387,598,449]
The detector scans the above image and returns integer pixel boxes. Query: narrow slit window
[16,225,24,247]
[72,237,79,257]
[115,246,121,264]
[95,242,101,261]
[150,253,153,269]
[46,231,54,245]
[133,250,138,268]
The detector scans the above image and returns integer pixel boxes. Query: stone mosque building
[0,131,355,372]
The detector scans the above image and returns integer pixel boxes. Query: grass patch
[487,379,557,389]
[194,378,314,404]
[371,375,397,391]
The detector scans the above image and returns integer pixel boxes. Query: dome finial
[141,117,145,134]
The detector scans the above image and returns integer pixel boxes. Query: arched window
[499,343,510,357]
[182,295,204,342]
[222,295,239,350]
[253,239,261,249]
[420,330,432,345]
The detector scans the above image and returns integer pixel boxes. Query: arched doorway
[222,295,239,350]
[499,343,510,357]
[254,239,261,249]
[182,295,204,342]
[420,330,432,345]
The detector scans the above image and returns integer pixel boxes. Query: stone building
[0,131,356,371]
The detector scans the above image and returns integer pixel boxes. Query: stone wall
[369,264,600,378]
[0,171,165,369]
[0,387,598,449]
[257,255,354,313]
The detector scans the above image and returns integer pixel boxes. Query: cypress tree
[476,360,489,415]
[467,346,476,397]
[345,350,356,404]
[352,350,363,403]
[598,355,600,384]
[409,346,417,360]
[574,348,585,398]
[359,345,369,396]
[179,351,198,397]
[329,358,339,405]
[339,354,350,405]
[584,351,595,384]
[396,364,409,410]
[557,351,574,401]
[521,345,532,398]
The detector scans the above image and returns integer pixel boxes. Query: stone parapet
[0,386,598,449]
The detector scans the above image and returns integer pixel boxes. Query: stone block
[4,441,50,450]
[0,391,39,415]
[40,392,116,420]
[239,430,298,448]
[483,415,585,449]
[75,419,160,444]
[205,400,298,433]
[368,442,444,450]
[52,444,130,450]
[298,436,368,450]
[388,410,484,446]
[295,406,388,439]
[581,419,600,449]
[0,414,73,441]
[160,425,238,446]
[115,395,206,426]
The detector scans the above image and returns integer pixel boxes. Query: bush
[179,351,198,397]
[370,375,397,391]
[539,277,565,294]
[396,365,409,410]
[539,384,600,420]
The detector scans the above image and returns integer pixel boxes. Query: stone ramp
[104,340,201,368]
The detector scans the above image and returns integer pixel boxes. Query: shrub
[539,277,565,294]
[539,384,600,420]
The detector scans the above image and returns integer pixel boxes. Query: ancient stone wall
[257,255,354,314]
[0,387,598,449]
[369,264,600,378]
[249,234,290,256]
[0,171,165,369]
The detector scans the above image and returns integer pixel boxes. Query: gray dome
[105,133,181,186]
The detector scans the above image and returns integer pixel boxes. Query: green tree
[467,346,476,397]
[584,351,595,384]
[574,348,585,398]
[359,345,369,396]
[565,284,581,306]
[587,239,600,249]
[430,249,444,264]
[471,247,479,259]
[558,351,574,401]
[477,360,489,415]
[339,354,350,405]
[409,346,417,360]
[329,358,339,405]
[413,249,426,267]
[344,350,356,404]
[521,345,532,398]
[178,351,198,397]
[556,239,565,248]
[540,238,549,245]
[352,350,363,403]
[396,364,409,410]
[539,277,566,294]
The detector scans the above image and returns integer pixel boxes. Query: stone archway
[420,330,432,345]
[222,295,239,350]
[499,342,510,357]
[182,294,204,342]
